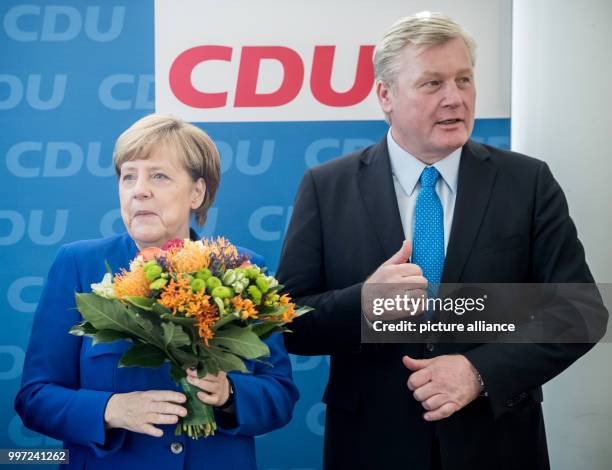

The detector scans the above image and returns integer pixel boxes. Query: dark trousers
[431,437,443,470]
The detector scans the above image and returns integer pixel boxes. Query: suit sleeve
[463,162,608,419]
[14,246,126,456]
[277,169,363,356]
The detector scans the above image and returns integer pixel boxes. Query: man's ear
[376,79,393,114]
[191,178,206,209]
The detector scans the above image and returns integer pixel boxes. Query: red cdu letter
[234,46,304,107]
[310,45,375,107]
[169,45,232,108]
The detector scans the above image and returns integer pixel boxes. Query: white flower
[91,273,116,299]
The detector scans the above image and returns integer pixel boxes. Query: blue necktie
[412,167,444,302]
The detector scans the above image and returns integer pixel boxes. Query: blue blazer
[15,232,299,470]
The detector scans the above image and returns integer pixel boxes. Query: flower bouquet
[69,237,310,439]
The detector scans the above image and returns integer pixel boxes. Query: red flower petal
[161,239,185,251]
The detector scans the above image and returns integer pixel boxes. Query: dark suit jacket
[277,138,607,470]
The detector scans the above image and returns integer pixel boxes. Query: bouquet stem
[175,377,217,439]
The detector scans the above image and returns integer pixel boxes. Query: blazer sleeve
[220,333,299,436]
[463,161,608,419]
[216,252,299,436]
[14,245,126,456]
[277,169,363,356]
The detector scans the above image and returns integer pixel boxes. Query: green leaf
[196,360,210,377]
[152,303,172,315]
[200,344,248,373]
[76,293,147,336]
[168,346,198,370]
[119,342,167,368]
[162,322,191,348]
[124,296,156,311]
[93,329,134,345]
[251,321,283,340]
[295,305,314,315]
[126,307,158,333]
[196,347,219,375]
[178,377,216,427]
[160,313,198,328]
[210,324,269,359]
[170,364,187,384]
[211,311,240,331]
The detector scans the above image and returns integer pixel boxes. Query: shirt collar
[387,129,461,197]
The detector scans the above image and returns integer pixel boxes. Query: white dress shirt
[387,130,461,254]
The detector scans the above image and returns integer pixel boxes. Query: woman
[15,114,299,469]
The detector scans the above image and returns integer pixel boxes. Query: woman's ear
[191,178,206,209]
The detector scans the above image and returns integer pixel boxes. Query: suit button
[426,343,435,352]
[170,442,183,454]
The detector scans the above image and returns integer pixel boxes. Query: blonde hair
[374,11,477,86]
[113,113,220,226]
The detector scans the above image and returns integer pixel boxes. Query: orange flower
[158,274,219,345]
[258,294,298,323]
[231,295,259,321]
[137,246,164,261]
[166,240,210,273]
[114,261,150,298]
[279,294,297,323]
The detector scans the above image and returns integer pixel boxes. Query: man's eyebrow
[456,68,474,76]
[418,68,474,79]
[418,71,444,79]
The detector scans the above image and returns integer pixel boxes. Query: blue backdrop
[1,1,509,468]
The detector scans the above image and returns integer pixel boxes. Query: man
[277,11,607,470]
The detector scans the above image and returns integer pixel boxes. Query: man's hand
[403,354,483,421]
[362,240,428,321]
[104,390,188,437]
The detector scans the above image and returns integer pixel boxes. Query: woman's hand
[186,368,231,408]
[104,390,188,437]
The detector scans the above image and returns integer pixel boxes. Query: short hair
[113,113,220,226]
[374,11,477,86]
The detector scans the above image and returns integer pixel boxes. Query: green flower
[244,267,261,280]
[247,285,262,304]
[255,275,270,293]
[206,276,222,292]
[191,278,206,293]
[211,286,234,299]
[143,260,157,270]
[195,268,212,281]
[145,264,162,282]
[149,278,168,290]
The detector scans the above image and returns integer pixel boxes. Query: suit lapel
[442,140,497,283]
[357,138,405,259]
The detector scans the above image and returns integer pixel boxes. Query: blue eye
[153,173,169,180]
[121,174,135,181]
